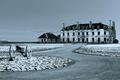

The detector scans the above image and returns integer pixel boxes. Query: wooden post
[24,45,28,58]
[9,45,14,61]
[24,45,31,59]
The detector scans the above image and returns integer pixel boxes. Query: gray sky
[0,0,120,41]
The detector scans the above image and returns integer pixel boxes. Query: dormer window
[97,25,100,29]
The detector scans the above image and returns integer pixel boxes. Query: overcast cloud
[0,0,119,41]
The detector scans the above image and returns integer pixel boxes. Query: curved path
[0,44,120,80]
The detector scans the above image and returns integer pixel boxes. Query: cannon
[16,45,25,54]
[15,45,31,58]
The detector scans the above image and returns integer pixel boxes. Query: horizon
[0,0,120,42]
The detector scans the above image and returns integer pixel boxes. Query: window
[98,32,100,35]
[104,31,106,35]
[82,27,84,30]
[63,38,65,42]
[98,38,100,43]
[78,32,80,35]
[92,26,94,30]
[73,38,75,42]
[86,32,88,35]
[41,39,43,43]
[78,38,80,42]
[104,38,106,42]
[86,38,88,42]
[67,33,69,36]
[63,33,65,36]
[92,32,94,35]
[82,32,84,36]
[82,38,84,43]
[67,38,69,42]
[55,39,57,43]
[44,39,46,43]
[73,32,75,36]
[97,26,100,29]
[80,26,82,29]
[94,25,97,29]
[92,38,94,42]
[86,26,88,30]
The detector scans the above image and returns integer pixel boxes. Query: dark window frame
[92,32,94,35]
[104,38,106,42]
[78,38,80,42]
[98,32,100,35]
[67,33,69,36]
[82,38,84,43]
[63,33,65,36]
[86,38,88,42]
[86,32,88,35]
[73,38,75,42]
[63,38,65,42]
[67,38,70,42]
[98,37,100,43]
[73,32,75,36]
[78,32,80,35]
[82,32,84,36]
[92,38,94,42]
[104,31,106,35]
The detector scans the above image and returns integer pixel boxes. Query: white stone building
[60,21,117,44]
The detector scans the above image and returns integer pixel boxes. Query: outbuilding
[38,32,60,43]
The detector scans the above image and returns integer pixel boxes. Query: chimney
[109,20,112,27]
[89,21,92,28]
[112,21,115,27]
[62,23,65,28]
[62,23,66,31]
[76,21,79,29]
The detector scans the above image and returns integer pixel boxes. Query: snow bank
[74,44,120,57]
[0,55,73,72]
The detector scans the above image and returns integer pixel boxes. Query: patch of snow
[74,44,120,57]
[0,55,73,72]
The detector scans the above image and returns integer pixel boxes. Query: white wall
[60,29,113,43]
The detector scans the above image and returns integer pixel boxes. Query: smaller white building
[38,32,60,43]
[60,21,117,44]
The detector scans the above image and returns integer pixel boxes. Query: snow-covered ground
[74,44,120,57]
[0,55,73,72]
[1,44,120,80]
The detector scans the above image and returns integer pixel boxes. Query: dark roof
[61,23,110,31]
[38,32,59,39]
[57,35,60,38]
